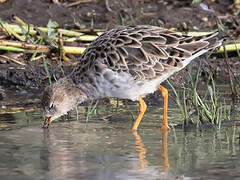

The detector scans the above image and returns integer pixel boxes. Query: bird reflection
[41,124,170,178]
[162,129,170,172]
[132,130,170,172]
[132,131,148,169]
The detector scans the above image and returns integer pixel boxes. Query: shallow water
[0,104,240,180]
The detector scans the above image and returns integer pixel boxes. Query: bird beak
[42,117,53,128]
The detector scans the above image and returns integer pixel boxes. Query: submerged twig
[0,22,100,41]
[0,39,86,55]
[0,40,50,52]
[13,15,28,26]
[66,0,94,7]
[0,54,26,65]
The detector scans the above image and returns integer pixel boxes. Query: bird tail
[180,31,222,69]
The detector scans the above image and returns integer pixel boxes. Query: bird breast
[91,67,176,101]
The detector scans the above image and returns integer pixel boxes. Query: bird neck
[68,73,102,100]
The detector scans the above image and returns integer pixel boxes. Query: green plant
[168,63,231,128]
[43,56,52,85]
[86,100,99,122]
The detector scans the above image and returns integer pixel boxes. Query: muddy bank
[0,0,239,90]
[0,0,238,30]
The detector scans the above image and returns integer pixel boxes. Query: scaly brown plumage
[41,25,221,130]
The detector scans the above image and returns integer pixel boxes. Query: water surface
[0,104,239,180]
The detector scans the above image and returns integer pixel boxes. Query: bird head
[41,78,87,128]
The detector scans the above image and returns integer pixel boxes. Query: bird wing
[72,26,219,81]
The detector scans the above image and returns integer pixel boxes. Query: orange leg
[132,96,147,131]
[158,85,170,130]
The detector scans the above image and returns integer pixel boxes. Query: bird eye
[49,102,54,110]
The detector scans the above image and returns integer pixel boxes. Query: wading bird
[41,25,220,131]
